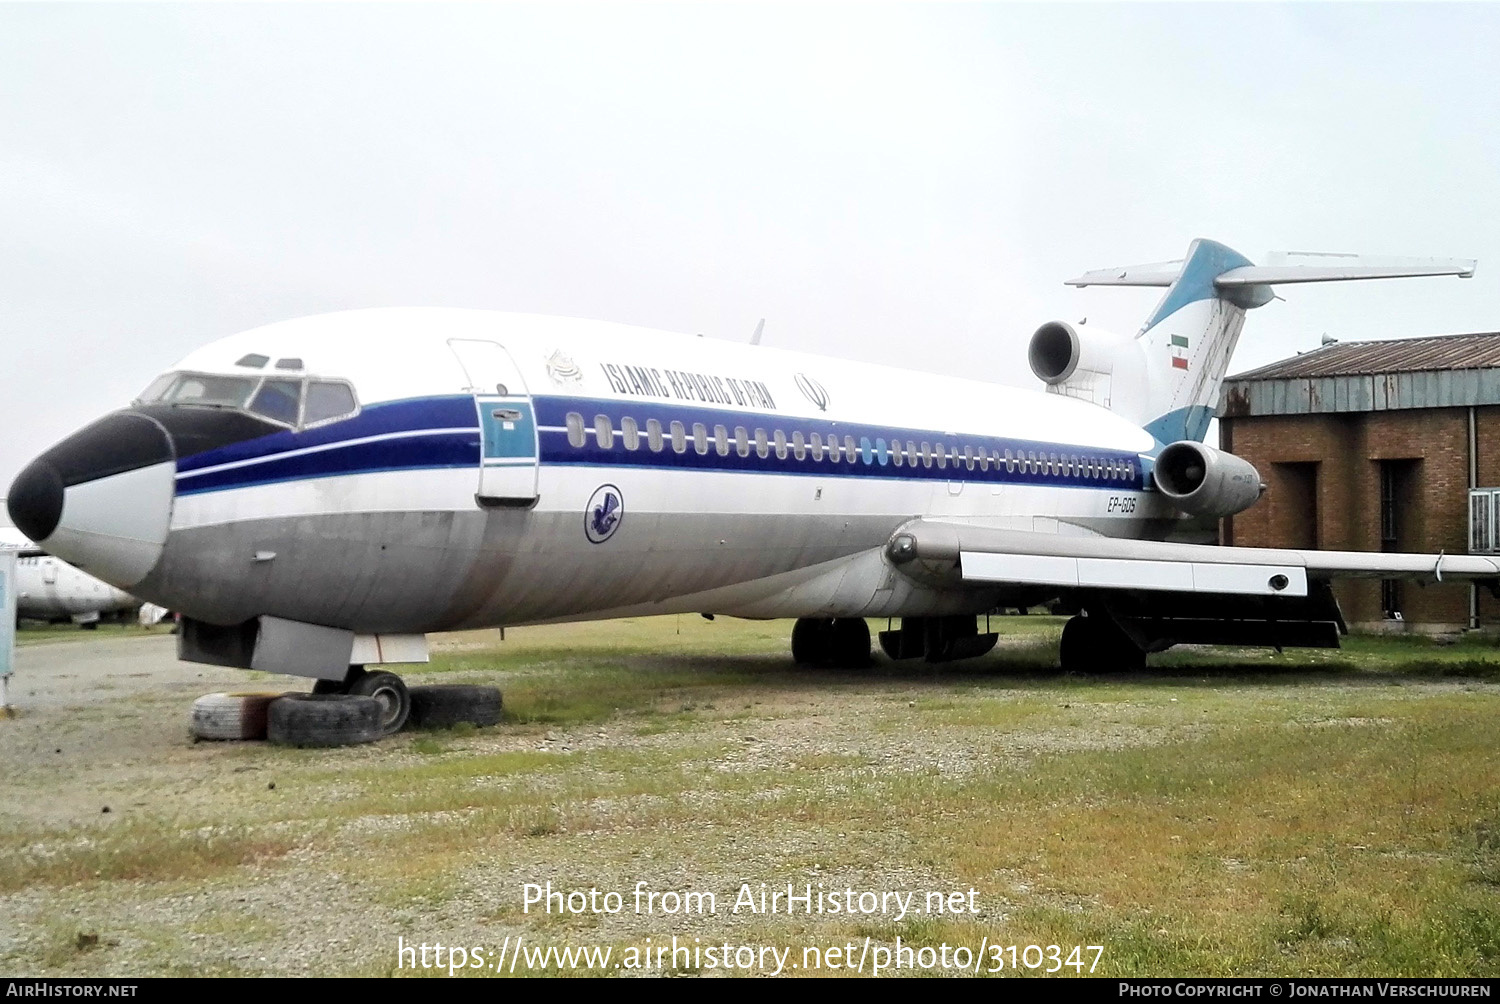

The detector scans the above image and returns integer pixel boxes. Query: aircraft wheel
[1058,616,1097,674]
[1060,615,1146,674]
[827,618,871,669]
[347,671,411,736]
[791,618,832,666]
[267,694,382,747]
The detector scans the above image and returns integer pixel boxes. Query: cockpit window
[168,375,258,408]
[137,373,178,403]
[135,371,360,430]
[249,380,302,425]
[303,381,358,425]
[235,353,270,369]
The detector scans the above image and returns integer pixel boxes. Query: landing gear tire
[792,618,830,666]
[828,618,871,669]
[1059,615,1146,674]
[791,617,870,669]
[310,667,411,735]
[346,671,411,736]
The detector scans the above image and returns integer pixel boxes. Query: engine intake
[1153,441,1264,518]
[1028,321,1082,384]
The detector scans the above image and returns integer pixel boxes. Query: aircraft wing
[889,520,1500,600]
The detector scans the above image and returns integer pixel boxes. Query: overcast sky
[3,3,1498,489]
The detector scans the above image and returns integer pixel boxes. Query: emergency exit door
[448,339,540,507]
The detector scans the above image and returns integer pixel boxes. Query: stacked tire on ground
[188,683,505,746]
[190,692,283,741]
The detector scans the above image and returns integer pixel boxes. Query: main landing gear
[791,617,872,669]
[1058,614,1146,674]
[313,666,411,735]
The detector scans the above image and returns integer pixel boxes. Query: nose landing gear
[312,666,411,735]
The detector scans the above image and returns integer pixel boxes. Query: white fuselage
[10,553,137,622]
[19,309,1192,633]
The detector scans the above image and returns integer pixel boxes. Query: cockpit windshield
[135,371,360,430]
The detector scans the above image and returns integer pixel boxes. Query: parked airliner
[1,523,138,626]
[6,239,1488,734]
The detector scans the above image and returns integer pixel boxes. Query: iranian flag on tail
[1170,333,1189,370]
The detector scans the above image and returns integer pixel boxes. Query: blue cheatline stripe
[175,433,480,496]
[175,396,480,473]
[171,391,1149,496]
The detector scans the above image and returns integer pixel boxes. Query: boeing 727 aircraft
[6,239,1488,735]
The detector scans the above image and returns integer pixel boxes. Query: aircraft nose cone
[7,459,65,542]
[9,411,176,588]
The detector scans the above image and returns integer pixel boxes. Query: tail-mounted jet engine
[1026,320,1147,415]
[1152,441,1264,518]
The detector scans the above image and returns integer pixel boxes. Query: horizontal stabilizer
[1066,261,1183,288]
[1216,255,1476,287]
[1067,250,1475,289]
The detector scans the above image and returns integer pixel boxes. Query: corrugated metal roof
[1228,331,1500,381]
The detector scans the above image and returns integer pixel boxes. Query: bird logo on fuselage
[794,373,829,411]
[585,484,623,543]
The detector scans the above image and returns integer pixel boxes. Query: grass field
[1,615,1497,977]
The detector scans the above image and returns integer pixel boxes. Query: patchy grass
[0,820,300,891]
[13,622,171,647]
[1,616,1498,976]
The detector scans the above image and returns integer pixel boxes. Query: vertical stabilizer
[1063,239,1475,449]
[1135,238,1255,445]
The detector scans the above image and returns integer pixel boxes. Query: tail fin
[1067,239,1476,447]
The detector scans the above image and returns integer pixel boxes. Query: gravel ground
[1,628,1494,978]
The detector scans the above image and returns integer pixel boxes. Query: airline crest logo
[546,350,584,387]
[1169,334,1189,371]
[585,484,623,544]
[794,373,829,411]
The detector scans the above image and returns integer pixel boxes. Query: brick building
[1218,332,1500,633]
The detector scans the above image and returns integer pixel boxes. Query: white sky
[3,3,1498,487]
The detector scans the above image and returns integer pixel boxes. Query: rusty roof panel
[1228,331,1500,380]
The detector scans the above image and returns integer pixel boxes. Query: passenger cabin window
[792,431,807,461]
[647,419,664,452]
[844,436,856,463]
[714,424,730,457]
[810,432,824,461]
[594,415,614,449]
[566,413,586,448]
[773,430,787,460]
[694,422,711,456]
[754,428,768,459]
[736,427,750,458]
[936,446,947,470]
[621,417,640,451]
[670,421,687,454]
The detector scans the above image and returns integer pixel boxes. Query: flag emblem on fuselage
[1170,333,1189,371]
